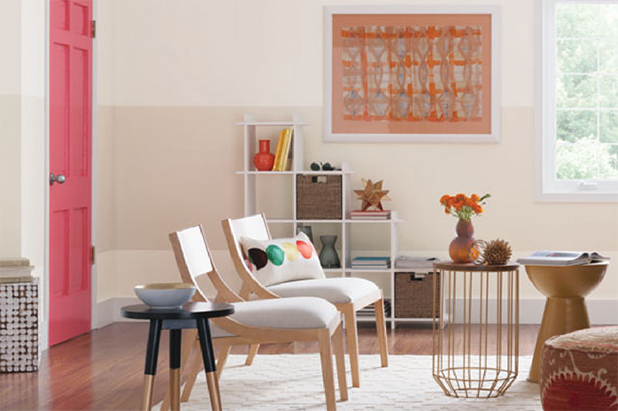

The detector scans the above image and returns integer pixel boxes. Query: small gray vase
[296,225,314,243]
[319,235,341,268]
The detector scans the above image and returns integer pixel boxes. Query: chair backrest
[229,213,271,242]
[222,214,278,299]
[169,226,254,336]
[169,225,216,302]
[223,213,270,264]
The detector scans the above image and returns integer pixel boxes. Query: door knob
[50,173,66,186]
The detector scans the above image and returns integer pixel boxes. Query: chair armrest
[237,275,279,300]
[206,271,244,303]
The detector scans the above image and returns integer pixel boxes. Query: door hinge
[91,20,96,39]
[91,245,96,265]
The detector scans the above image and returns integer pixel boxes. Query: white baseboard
[95,297,618,328]
[95,297,140,328]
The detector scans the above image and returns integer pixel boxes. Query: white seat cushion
[267,277,380,304]
[211,296,338,338]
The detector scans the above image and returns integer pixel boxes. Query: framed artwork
[323,6,500,143]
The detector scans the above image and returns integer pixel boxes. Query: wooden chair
[161,225,348,411]
[222,214,389,388]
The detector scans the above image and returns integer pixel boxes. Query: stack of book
[272,128,293,171]
[351,256,391,269]
[395,256,437,270]
[0,258,34,283]
[357,298,392,317]
[350,210,391,220]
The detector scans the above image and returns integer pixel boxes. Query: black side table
[121,302,234,411]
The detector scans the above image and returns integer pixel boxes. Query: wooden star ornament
[354,179,391,211]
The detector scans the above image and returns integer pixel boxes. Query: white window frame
[535,0,618,202]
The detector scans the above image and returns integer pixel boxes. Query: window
[537,0,618,201]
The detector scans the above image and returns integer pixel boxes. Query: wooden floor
[0,322,541,411]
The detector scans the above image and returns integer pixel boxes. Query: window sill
[535,190,618,203]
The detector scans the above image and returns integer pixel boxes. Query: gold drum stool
[432,262,520,398]
[524,262,608,383]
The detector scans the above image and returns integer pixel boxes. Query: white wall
[20,0,46,279]
[0,0,45,267]
[0,0,22,96]
[104,0,534,108]
[0,0,23,258]
[95,0,617,307]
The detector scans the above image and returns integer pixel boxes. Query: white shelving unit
[238,114,439,327]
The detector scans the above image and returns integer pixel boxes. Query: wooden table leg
[141,319,162,411]
[169,329,182,411]
[196,318,222,411]
[528,296,590,383]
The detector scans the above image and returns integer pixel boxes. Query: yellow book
[282,128,294,171]
[272,129,286,171]
[275,129,290,171]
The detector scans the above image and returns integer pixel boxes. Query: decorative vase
[449,219,475,264]
[253,140,275,171]
[296,225,314,243]
[319,235,340,268]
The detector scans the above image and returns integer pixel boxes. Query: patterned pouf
[541,326,618,411]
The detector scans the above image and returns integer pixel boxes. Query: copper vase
[449,219,475,263]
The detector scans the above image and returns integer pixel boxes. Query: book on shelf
[517,251,610,266]
[357,298,391,317]
[282,128,294,171]
[352,256,390,262]
[271,127,293,171]
[351,256,391,269]
[395,256,437,270]
[271,129,286,171]
[350,210,391,220]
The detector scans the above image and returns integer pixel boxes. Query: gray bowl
[134,283,196,309]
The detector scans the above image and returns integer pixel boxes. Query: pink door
[49,0,93,346]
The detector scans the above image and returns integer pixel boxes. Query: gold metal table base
[432,262,520,398]
[524,262,608,383]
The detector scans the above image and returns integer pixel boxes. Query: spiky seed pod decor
[483,239,512,265]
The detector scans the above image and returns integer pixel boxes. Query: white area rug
[156,355,541,410]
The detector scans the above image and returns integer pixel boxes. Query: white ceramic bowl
[134,283,196,309]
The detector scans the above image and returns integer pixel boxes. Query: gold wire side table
[432,262,520,398]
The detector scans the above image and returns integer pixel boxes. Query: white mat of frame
[155,355,541,411]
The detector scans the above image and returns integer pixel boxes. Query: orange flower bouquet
[440,193,490,263]
[440,193,491,222]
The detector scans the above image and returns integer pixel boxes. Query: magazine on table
[517,251,610,266]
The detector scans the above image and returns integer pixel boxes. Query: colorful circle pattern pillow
[239,232,325,287]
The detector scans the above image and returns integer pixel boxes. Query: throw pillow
[239,232,325,287]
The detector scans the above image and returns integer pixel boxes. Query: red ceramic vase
[253,139,275,171]
[449,219,475,263]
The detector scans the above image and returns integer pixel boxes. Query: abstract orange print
[331,14,492,135]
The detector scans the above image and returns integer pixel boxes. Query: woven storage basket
[296,175,342,220]
[395,272,440,318]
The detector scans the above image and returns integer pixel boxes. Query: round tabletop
[433,260,520,271]
[121,301,235,321]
